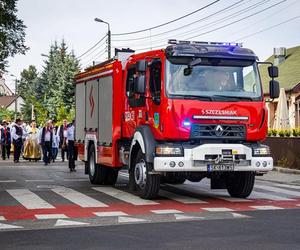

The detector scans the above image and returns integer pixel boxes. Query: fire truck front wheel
[226,172,255,198]
[88,144,106,185]
[129,149,160,199]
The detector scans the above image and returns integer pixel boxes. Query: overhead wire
[111,0,221,36]
[77,34,107,59]
[133,0,287,51]
[114,0,269,48]
[112,0,246,42]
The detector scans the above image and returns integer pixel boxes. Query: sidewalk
[257,167,300,185]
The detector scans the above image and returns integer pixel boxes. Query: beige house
[261,46,300,129]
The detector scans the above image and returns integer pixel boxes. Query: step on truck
[75,40,280,199]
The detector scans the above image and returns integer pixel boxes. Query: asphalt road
[0,159,299,249]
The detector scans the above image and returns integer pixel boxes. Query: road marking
[203,207,234,212]
[63,179,89,182]
[0,222,23,229]
[92,187,158,205]
[118,216,147,223]
[251,205,283,210]
[55,219,89,227]
[35,214,69,219]
[0,180,16,183]
[151,209,183,214]
[94,211,128,217]
[0,216,5,221]
[255,184,300,197]
[249,191,294,201]
[274,183,300,190]
[174,214,204,220]
[231,212,249,218]
[159,190,207,204]
[7,189,55,209]
[52,187,108,207]
[25,180,55,182]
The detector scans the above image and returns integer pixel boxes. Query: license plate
[207,164,234,172]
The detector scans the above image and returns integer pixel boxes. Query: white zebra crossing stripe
[255,185,300,197]
[7,189,55,209]
[174,214,204,220]
[94,211,128,217]
[250,205,283,210]
[52,187,108,207]
[203,207,234,212]
[0,180,16,183]
[249,191,294,201]
[35,214,69,219]
[159,190,207,204]
[118,216,147,223]
[274,184,300,190]
[55,219,89,227]
[0,223,23,229]
[92,187,158,205]
[151,209,183,214]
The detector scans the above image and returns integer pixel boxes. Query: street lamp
[94,17,111,59]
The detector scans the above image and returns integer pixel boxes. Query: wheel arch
[129,125,157,170]
[84,134,97,162]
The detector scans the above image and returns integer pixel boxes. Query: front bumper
[153,143,273,172]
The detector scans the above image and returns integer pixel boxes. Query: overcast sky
[4,0,300,90]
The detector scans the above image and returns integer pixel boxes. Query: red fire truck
[75,40,279,199]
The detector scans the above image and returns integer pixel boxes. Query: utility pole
[94,18,111,59]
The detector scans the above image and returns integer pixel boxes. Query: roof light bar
[168,39,243,47]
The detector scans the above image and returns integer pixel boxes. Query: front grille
[190,124,246,140]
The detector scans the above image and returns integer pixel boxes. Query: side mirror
[134,75,146,94]
[136,60,147,72]
[268,66,278,78]
[269,80,279,99]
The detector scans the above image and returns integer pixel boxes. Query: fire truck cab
[75,40,279,199]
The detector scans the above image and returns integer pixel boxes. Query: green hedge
[267,128,300,137]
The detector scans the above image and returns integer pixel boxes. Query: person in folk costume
[67,120,76,172]
[39,120,53,165]
[11,118,25,163]
[23,121,41,161]
[0,120,11,160]
[57,119,68,162]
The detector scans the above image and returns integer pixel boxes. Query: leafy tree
[0,0,29,70]
[0,108,14,122]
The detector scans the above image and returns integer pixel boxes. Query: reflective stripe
[193,115,249,121]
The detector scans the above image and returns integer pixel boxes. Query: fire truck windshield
[165,58,262,101]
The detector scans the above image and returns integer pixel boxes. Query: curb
[273,166,300,175]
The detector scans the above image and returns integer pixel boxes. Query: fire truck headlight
[252,145,271,156]
[155,146,183,157]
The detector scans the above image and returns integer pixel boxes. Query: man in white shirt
[67,120,76,172]
[57,119,68,162]
[40,120,53,165]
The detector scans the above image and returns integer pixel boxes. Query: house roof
[260,45,300,94]
[0,95,19,109]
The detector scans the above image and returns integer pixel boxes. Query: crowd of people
[0,118,77,172]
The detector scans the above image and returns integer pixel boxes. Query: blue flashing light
[183,119,191,127]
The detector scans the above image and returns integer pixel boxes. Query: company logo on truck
[89,86,95,118]
[201,110,237,116]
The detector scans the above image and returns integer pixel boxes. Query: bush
[284,129,291,137]
[278,130,285,137]
[292,128,298,137]
[271,129,278,137]
[267,129,272,137]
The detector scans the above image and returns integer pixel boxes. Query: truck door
[147,59,163,138]
[122,63,147,138]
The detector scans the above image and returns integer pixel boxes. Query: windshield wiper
[212,95,255,101]
[171,94,213,101]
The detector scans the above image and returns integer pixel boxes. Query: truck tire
[104,169,119,185]
[226,172,255,198]
[129,149,160,199]
[88,144,107,185]
[161,174,186,184]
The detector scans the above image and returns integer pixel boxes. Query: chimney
[274,47,286,66]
